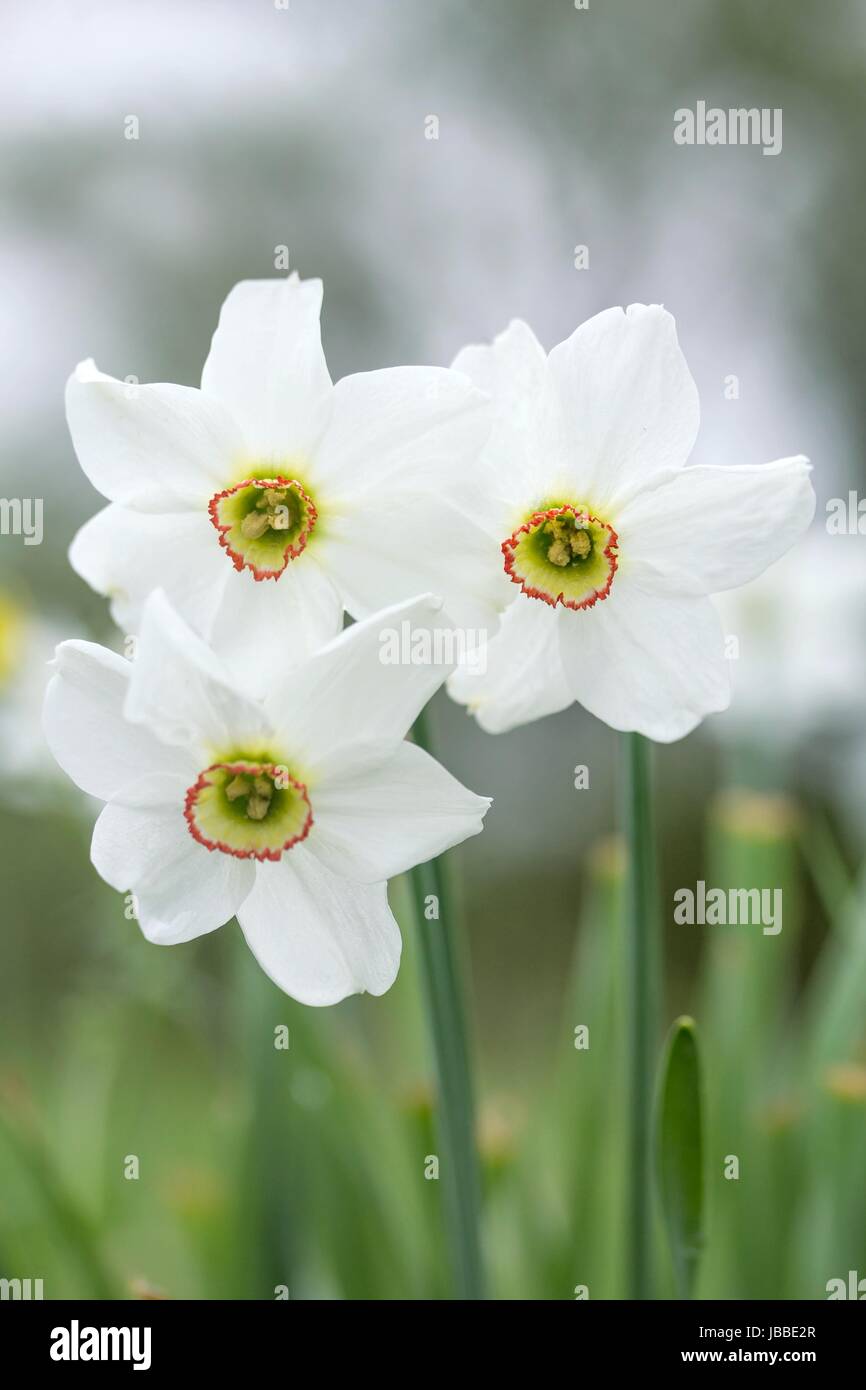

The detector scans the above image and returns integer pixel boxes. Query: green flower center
[538,512,594,567]
[185,759,313,861]
[208,476,317,581]
[502,504,619,611]
[239,486,297,541]
[225,770,277,821]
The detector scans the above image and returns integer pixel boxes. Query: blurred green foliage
[2,784,864,1299]
[1,0,864,1299]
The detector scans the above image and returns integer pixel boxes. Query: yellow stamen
[225,775,251,801]
[544,514,591,566]
[240,510,271,540]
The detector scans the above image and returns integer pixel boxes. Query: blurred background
[0,0,864,1299]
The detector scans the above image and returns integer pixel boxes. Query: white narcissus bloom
[446,306,816,742]
[0,591,67,793]
[716,531,866,743]
[42,591,490,1006]
[67,274,500,693]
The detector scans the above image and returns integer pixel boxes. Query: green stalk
[233,936,299,1300]
[409,706,485,1300]
[623,732,661,1299]
[799,810,854,941]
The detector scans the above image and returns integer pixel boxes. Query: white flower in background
[0,590,66,795]
[716,531,866,742]
[66,274,499,692]
[447,306,816,742]
[42,591,490,1006]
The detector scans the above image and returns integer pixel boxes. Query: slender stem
[623,732,661,1300]
[410,706,486,1300]
[799,810,855,941]
[234,933,298,1300]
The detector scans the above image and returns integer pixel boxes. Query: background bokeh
[1,0,864,1299]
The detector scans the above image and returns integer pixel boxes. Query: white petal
[208,554,344,698]
[92,774,254,943]
[557,581,730,742]
[453,318,548,404]
[320,492,502,631]
[311,365,490,494]
[69,503,228,637]
[237,849,400,1005]
[200,275,333,458]
[66,360,243,510]
[307,741,490,882]
[264,594,456,776]
[546,305,700,511]
[447,595,573,734]
[43,640,191,800]
[125,591,272,754]
[452,319,561,513]
[617,457,815,595]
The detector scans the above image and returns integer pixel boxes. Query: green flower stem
[624,732,661,1300]
[410,706,485,1301]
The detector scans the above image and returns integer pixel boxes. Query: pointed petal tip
[66,357,102,392]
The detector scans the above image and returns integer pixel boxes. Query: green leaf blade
[655,1016,704,1299]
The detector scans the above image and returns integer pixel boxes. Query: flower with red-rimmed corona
[66,274,501,693]
[446,306,816,742]
[42,590,490,1006]
[501,504,619,610]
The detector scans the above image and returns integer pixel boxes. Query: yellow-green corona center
[208,476,318,581]
[225,770,276,821]
[239,486,296,541]
[543,512,593,566]
[502,504,619,611]
[185,759,313,861]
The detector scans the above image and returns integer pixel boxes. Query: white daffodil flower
[0,591,66,795]
[716,531,866,744]
[66,274,499,693]
[446,306,816,742]
[42,591,490,1006]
